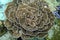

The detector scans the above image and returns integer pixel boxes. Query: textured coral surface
[4,0,55,40]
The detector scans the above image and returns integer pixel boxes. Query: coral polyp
[4,0,55,40]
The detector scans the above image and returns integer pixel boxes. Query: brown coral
[4,0,55,39]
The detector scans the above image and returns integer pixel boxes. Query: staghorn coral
[4,0,55,40]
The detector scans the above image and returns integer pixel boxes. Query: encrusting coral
[4,0,55,40]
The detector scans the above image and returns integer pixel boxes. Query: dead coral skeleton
[4,0,55,39]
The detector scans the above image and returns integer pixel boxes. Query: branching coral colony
[4,0,55,40]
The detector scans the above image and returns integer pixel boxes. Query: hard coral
[4,0,55,39]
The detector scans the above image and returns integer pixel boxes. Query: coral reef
[4,0,55,40]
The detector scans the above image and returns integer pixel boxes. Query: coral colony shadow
[4,0,55,40]
[17,37,22,40]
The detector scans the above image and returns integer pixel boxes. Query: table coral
[4,0,55,40]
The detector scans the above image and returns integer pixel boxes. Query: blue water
[0,0,12,20]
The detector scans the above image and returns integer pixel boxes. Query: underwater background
[0,0,60,40]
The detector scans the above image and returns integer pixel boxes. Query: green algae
[55,18,60,26]
[46,26,60,40]
[46,18,60,40]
